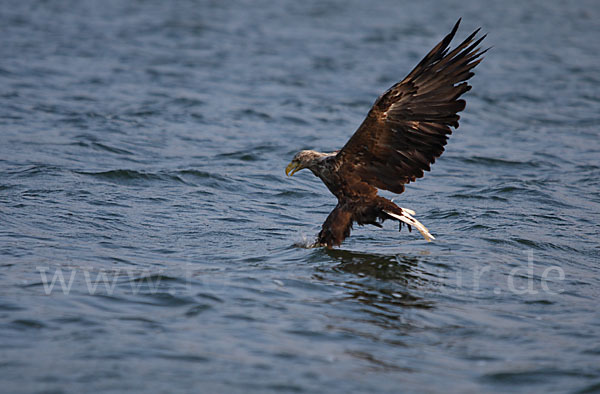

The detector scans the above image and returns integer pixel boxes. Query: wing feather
[335,19,487,194]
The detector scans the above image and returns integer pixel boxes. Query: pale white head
[285,150,330,176]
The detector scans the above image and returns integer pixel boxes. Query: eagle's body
[286,20,486,248]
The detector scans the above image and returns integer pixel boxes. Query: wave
[75,169,188,186]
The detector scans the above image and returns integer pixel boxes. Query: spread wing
[335,19,487,195]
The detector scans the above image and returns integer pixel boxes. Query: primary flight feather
[286,19,487,248]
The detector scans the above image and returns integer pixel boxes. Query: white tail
[383,208,435,242]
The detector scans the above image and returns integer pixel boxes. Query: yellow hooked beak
[285,161,302,176]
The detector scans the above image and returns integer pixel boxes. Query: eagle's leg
[317,204,354,248]
[399,221,412,233]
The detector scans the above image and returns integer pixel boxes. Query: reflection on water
[325,248,423,281]
[316,248,434,318]
[308,248,435,373]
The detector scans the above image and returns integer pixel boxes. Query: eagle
[285,19,486,248]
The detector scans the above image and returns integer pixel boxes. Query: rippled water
[1,0,599,392]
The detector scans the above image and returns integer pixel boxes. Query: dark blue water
[1,0,599,392]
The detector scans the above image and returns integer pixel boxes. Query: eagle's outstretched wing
[335,19,487,195]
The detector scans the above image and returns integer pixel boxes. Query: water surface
[1,0,599,392]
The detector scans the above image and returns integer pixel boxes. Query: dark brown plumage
[286,19,487,248]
